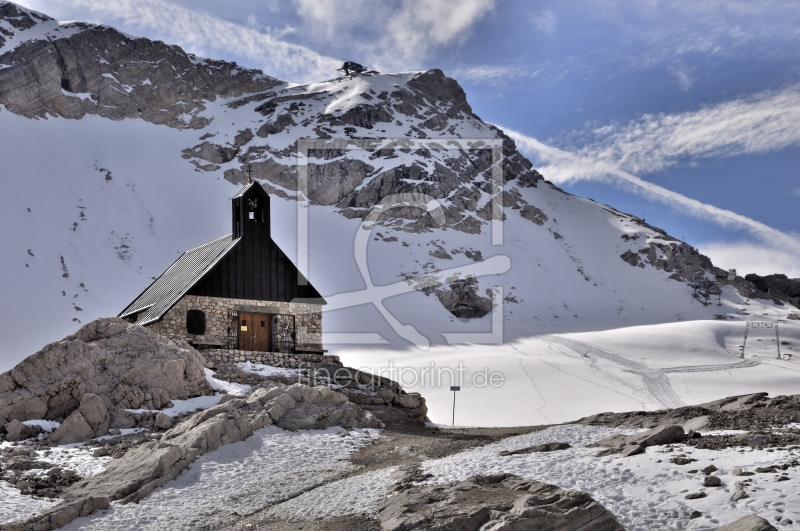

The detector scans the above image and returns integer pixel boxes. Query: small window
[261,320,265,327]
[186,310,206,335]
[249,211,255,220]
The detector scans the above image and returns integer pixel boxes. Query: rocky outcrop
[378,471,624,531]
[0,318,212,433]
[745,273,800,308]
[426,276,494,318]
[594,425,687,457]
[10,382,381,531]
[0,5,280,129]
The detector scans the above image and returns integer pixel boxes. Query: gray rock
[713,515,778,531]
[0,318,212,427]
[595,424,686,456]
[154,412,172,430]
[731,481,750,502]
[393,392,422,410]
[685,491,707,499]
[378,472,624,531]
[50,410,95,445]
[499,442,570,456]
[4,419,41,441]
[704,476,722,487]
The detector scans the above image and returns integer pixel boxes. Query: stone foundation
[145,294,323,350]
[202,349,340,370]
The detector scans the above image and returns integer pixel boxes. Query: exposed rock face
[50,393,114,445]
[745,273,800,308]
[0,318,212,430]
[378,471,624,531]
[426,276,494,318]
[0,3,280,129]
[11,382,381,531]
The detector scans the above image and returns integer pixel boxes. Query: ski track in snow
[660,360,761,373]
[543,335,685,409]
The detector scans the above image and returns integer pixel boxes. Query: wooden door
[237,312,270,352]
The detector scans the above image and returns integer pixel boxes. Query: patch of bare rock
[579,392,800,451]
[378,469,623,531]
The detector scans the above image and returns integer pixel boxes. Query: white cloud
[504,127,800,258]
[293,0,495,71]
[451,64,540,85]
[699,241,800,278]
[575,86,800,175]
[31,0,341,82]
[531,10,556,34]
[670,65,693,92]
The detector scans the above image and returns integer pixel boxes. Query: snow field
[339,319,800,427]
[58,427,381,531]
[420,424,800,530]
[0,481,56,525]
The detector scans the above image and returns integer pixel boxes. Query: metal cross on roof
[246,164,253,184]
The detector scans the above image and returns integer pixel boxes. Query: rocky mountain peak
[0,2,281,128]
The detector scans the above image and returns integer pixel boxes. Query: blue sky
[25,0,800,276]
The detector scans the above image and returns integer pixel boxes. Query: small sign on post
[450,386,460,425]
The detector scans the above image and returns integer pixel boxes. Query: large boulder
[50,393,114,445]
[0,318,213,426]
[4,419,42,442]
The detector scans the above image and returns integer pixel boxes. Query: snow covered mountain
[1,2,798,425]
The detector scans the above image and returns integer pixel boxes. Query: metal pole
[777,323,781,360]
[741,323,749,359]
[452,390,456,426]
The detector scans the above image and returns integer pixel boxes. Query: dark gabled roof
[119,234,239,325]
[233,180,258,199]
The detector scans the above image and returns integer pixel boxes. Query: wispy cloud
[504,127,800,259]
[531,10,556,34]
[451,64,540,85]
[293,0,495,72]
[698,241,800,278]
[571,86,800,175]
[591,0,800,65]
[31,0,341,82]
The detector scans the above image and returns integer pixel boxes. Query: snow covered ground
[58,427,379,531]
[0,441,112,525]
[420,424,800,530]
